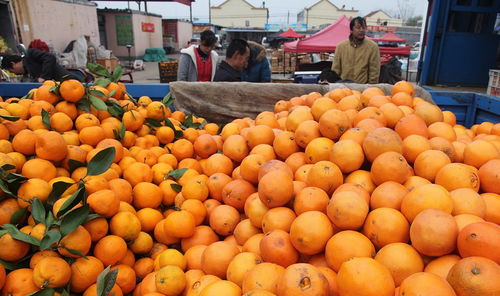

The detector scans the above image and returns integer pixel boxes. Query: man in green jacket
[332,17,380,84]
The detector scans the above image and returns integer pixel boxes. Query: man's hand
[37,77,45,83]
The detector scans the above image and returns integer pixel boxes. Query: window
[448,11,489,33]
[478,0,494,6]
[456,0,472,5]
[245,20,250,27]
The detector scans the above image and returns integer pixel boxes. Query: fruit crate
[158,61,178,83]
[487,69,500,97]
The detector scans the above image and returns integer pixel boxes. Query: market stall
[282,16,411,82]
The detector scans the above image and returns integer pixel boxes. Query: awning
[278,28,305,39]
[372,32,407,43]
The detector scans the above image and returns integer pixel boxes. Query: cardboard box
[96,58,119,72]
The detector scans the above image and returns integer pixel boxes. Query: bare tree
[389,0,416,22]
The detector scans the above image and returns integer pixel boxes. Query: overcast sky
[95,0,428,23]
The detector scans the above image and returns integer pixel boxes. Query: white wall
[176,21,193,50]
[103,11,162,58]
[11,0,99,51]
[211,0,268,28]
[132,13,162,57]
[366,11,403,27]
[302,0,358,30]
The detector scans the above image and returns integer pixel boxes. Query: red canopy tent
[372,32,407,43]
[278,28,305,39]
[284,16,410,56]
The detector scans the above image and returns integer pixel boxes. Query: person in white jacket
[177,30,219,82]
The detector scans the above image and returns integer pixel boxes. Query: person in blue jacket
[241,41,271,82]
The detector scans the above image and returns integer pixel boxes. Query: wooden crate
[159,61,178,83]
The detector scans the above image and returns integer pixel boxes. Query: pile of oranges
[0,79,499,296]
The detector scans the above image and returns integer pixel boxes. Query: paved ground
[130,62,161,83]
[128,56,487,94]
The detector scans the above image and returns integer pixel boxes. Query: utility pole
[190,4,192,23]
[209,0,211,24]
[287,11,289,26]
[306,8,309,30]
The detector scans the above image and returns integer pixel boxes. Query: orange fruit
[209,204,240,236]
[200,280,241,296]
[70,256,104,293]
[392,81,414,96]
[435,163,480,192]
[400,183,453,223]
[329,139,364,173]
[57,225,92,258]
[110,211,142,241]
[260,229,299,268]
[318,109,351,140]
[375,243,424,286]
[226,252,262,288]
[410,209,458,257]
[369,181,408,210]
[305,160,343,195]
[337,257,395,296]
[414,103,444,125]
[363,208,410,249]
[155,265,186,295]
[446,256,500,296]
[289,211,334,255]
[457,221,500,264]
[33,257,71,288]
[399,272,456,296]
[93,235,128,266]
[293,186,329,215]
[394,114,428,139]
[242,262,284,294]
[327,190,369,230]
[401,134,431,163]
[35,131,67,161]
[324,230,375,272]
[277,263,329,295]
[202,241,240,279]
[2,268,40,296]
[370,151,413,185]
[258,169,294,208]
[164,210,196,238]
[362,127,403,162]
[424,254,461,280]
[482,193,500,224]
[132,182,163,209]
[0,232,30,262]
[87,189,120,217]
[478,159,500,194]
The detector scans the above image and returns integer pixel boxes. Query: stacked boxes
[158,61,178,83]
[270,49,296,73]
[487,69,500,97]
[96,58,119,72]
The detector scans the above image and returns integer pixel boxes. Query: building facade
[210,0,268,29]
[162,19,193,52]
[6,0,99,52]
[297,0,358,30]
[365,10,404,27]
[98,8,162,59]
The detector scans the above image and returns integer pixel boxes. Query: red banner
[367,25,396,32]
[142,22,155,33]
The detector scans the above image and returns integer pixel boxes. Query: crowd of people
[178,17,379,84]
[177,29,272,83]
[1,17,380,84]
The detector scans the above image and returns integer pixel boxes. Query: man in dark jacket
[241,41,271,82]
[213,39,250,82]
[1,48,73,82]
